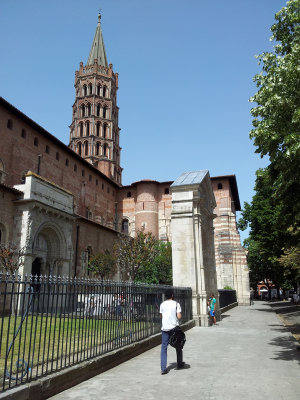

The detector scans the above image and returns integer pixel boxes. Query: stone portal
[171,170,218,326]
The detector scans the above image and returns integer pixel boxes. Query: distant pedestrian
[208,294,217,325]
[250,288,255,305]
[159,289,185,375]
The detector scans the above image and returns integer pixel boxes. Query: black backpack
[168,326,186,350]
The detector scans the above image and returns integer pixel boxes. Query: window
[87,103,91,117]
[34,137,38,147]
[164,188,170,195]
[96,179,98,186]
[107,187,110,194]
[103,107,107,119]
[103,144,107,157]
[65,158,69,166]
[96,104,100,116]
[127,191,132,198]
[21,129,26,138]
[7,119,13,130]
[103,124,107,138]
[97,85,101,96]
[74,164,77,172]
[78,142,82,156]
[56,152,60,161]
[82,170,85,177]
[217,183,223,190]
[96,142,100,156]
[103,86,106,97]
[45,145,50,154]
[84,141,88,156]
[89,83,93,95]
[86,121,90,136]
[83,85,87,96]
[96,122,100,136]
[121,219,129,235]
[102,183,104,190]
[79,122,83,137]
[89,175,92,182]
[81,104,85,118]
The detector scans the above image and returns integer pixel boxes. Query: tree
[249,0,300,234]
[238,169,288,293]
[241,0,300,290]
[88,251,116,280]
[114,230,173,284]
[135,241,173,285]
[0,243,24,273]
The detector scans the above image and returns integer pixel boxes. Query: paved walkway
[50,302,300,400]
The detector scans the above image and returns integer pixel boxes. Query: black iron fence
[0,273,192,392]
[218,289,237,309]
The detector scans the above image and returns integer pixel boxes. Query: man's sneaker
[176,362,186,370]
[161,369,168,375]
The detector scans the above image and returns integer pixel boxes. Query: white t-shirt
[160,299,181,331]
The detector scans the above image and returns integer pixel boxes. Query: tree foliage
[88,251,116,280]
[0,243,24,273]
[241,0,300,288]
[114,230,172,284]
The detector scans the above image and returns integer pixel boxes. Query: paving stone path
[50,302,300,400]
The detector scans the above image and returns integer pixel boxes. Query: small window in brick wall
[7,119,13,130]
[56,152,60,161]
[127,191,131,198]
[34,137,38,147]
[45,145,50,154]
[89,175,92,182]
[21,129,26,138]
[96,179,98,186]
[65,158,69,166]
[82,170,85,177]
[217,183,223,190]
[164,188,169,195]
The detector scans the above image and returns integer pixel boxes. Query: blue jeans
[161,329,183,371]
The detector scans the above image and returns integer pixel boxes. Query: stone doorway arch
[32,224,68,277]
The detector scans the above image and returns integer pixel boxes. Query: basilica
[0,15,249,319]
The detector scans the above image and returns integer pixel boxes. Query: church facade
[0,15,249,304]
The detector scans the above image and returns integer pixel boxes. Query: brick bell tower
[69,14,122,184]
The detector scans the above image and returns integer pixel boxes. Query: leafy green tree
[114,231,173,284]
[249,0,300,236]
[135,241,172,285]
[242,0,300,290]
[88,251,116,280]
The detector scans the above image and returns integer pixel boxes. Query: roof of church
[87,14,108,67]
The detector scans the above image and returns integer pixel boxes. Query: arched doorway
[31,258,41,276]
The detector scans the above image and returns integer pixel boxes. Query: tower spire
[87,13,108,67]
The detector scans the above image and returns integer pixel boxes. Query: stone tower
[69,14,122,184]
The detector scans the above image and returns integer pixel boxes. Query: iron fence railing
[218,289,237,309]
[0,272,192,392]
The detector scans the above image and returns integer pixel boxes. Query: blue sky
[0,0,286,241]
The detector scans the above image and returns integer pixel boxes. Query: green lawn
[0,314,146,379]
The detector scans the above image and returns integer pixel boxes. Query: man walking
[159,289,185,374]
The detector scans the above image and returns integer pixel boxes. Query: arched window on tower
[96,104,100,117]
[96,142,100,156]
[103,86,106,97]
[103,124,107,138]
[96,122,100,136]
[89,83,93,95]
[83,85,87,96]
[103,107,107,119]
[79,122,83,137]
[84,141,89,156]
[78,142,82,156]
[217,183,223,190]
[103,144,108,157]
[86,121,90,136]
[97,84,101,96]
[121,219,129,235]
[81,104,85,118]
[87,103,91,117]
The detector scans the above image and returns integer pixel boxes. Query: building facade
[0,14,249,304]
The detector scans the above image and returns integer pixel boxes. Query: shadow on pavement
[269,335,300,364]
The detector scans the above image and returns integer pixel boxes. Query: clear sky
[0,0,286,241]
